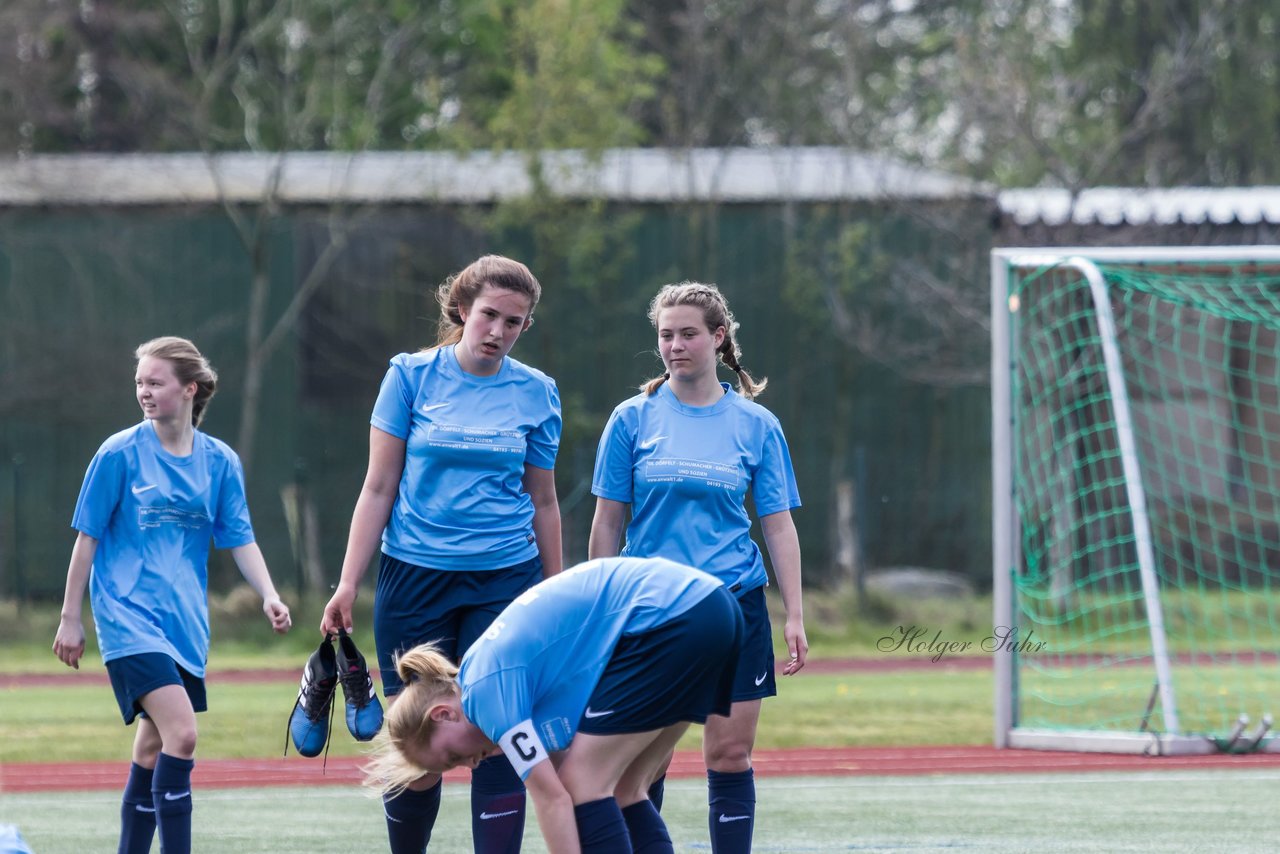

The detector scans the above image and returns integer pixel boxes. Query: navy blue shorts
[728,585,777,701]
[105,653,207,725]
[578,585,743,735]
[374,553,542,696]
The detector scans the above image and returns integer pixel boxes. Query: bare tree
[0,0,193,153]
[153,0,462,471]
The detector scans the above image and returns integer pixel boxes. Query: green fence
[0,198,994,599]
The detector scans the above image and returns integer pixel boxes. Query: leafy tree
[836,0,1280,187]
[627,0,1280,186]
[486,0,659,150]
[9,1,1280,186]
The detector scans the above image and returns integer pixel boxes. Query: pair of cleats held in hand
[288,628,384,758]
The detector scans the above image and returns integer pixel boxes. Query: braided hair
[640,282,767,399]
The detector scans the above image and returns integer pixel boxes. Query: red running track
[8,662,1280,793]
[5,746,1279,794]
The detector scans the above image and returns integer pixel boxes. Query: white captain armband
[498,720,548,779]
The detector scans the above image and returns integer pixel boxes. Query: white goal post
[992,246,1280,754]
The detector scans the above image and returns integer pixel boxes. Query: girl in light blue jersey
[321,255,562,854]
[53,336,292,854]
[367,556,743,854]
[589,282,808,854]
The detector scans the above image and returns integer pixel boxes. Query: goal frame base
[1006,728,1280,756]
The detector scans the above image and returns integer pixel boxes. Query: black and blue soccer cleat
[286,635,338,758]
[336,628,384,741]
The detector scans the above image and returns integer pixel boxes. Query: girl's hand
[782,617,808,676]
[263,597,292,634]
[321,583,357,635]
[53,616,86,670]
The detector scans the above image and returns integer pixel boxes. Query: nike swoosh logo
[754,672,768,686]
[719,814,750,823]
[583,707,614,719]
[163,791,191,801]
[638,436,666,450]
[480,809,519,820]
[131,484,158,494]
[135,805,157,813]
[419,402,449,414]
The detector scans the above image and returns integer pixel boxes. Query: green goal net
[992,248,1280,754]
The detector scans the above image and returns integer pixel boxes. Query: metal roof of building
[998,187,1280,227]
[4,149,1275,226]
[0,148,990,206]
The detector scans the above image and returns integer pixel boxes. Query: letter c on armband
[498,720,547,778]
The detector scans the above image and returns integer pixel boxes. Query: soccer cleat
[286,635,338,758]
[336,627,383,741]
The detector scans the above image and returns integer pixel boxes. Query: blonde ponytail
[362,644,460,798]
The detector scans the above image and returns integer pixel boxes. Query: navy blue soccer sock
[647,774,666,812]
[707,768,755,854]
[470,755,526,853]
[574,797,632,853]
[151,753,194,854]
[383,780,443,854]
[622,799,673,854]
[118,762,156,854]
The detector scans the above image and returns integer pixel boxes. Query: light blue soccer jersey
[71,421,255,677]
[458,556,723,779]
[371,346,561,570]
[591,382,801,591]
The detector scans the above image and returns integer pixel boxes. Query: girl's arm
[52,532,98,669]
[587,497,627,559]
[322,427,406,634]
[523,464,563,578]
[228,542,292,633]
[524,761,581,854]
[760,509,808,675]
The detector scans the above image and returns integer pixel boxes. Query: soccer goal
[992,246,1280,754]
